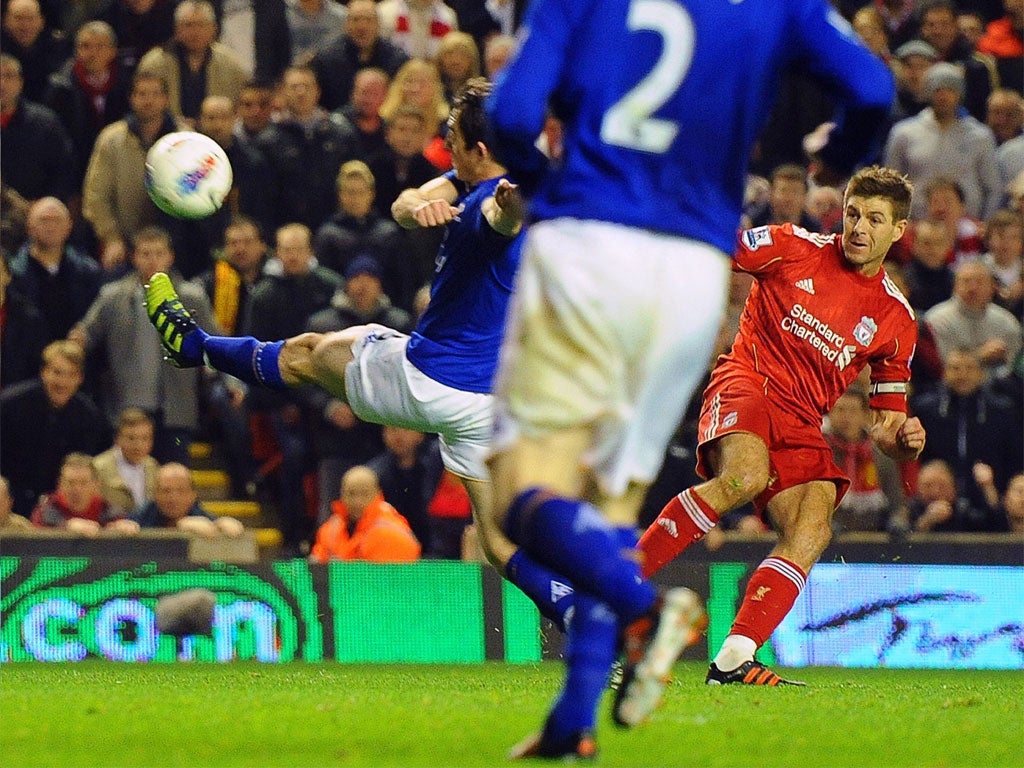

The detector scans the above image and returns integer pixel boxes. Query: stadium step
[189,441,284,559]
[254,527,283,549]
[188,441,213,463]
[204,500,261,518]
[192,469,231,501]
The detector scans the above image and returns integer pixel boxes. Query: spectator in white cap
[885,61,1001,220]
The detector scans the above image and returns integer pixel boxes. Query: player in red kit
[638,166,927,686]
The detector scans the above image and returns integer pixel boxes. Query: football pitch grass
[2,661,1021,767]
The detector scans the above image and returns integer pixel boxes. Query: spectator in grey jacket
[69,226,218,465]
[884,62,1001,220]
[925,259,1023,381]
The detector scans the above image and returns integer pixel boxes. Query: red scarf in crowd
[73,59,118,125]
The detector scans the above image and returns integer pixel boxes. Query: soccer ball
[145,131,233,220]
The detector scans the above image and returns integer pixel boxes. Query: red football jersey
[720,223,917,423]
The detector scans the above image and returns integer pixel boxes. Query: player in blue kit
[145,79,575,630]
[485,0,898,759]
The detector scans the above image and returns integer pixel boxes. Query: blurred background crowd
[1,0,1021,559]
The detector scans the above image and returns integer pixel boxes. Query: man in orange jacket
[310,465,421,563]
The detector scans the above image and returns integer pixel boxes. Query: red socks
[731,556,806,647]
[638,488,719,578]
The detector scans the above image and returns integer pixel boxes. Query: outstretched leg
[146,272,362,397]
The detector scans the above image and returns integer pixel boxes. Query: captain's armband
[869,381,907,397]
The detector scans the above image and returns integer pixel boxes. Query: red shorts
[695,366,849,517]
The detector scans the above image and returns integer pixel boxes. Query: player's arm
[733,224,791,274]
[485,0,575,193]
[392,175,460,230]
[482,179,525,237]
[870,407,925,462]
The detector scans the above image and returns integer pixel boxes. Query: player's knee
[717,467,770,507]
[310,331,355,376]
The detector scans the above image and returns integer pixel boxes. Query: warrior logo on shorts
[722,411,738,428]
[852,316,878,346]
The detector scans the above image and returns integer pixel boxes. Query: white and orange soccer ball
[145,131,233,220]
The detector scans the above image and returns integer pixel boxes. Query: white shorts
[492,219,730,496]
[344,325,493,481]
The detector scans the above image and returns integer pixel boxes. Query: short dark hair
[132,70,169,95]
[771,163,808,188]
[116,407,154,434]
[845,166,913,222]
[448,77,492,150]
[924,176,965,204]
[133,225,173,251]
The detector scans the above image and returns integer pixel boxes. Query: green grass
[1,662,1021,767]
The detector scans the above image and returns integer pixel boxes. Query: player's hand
[494,179,525,219]
[413,199,460,227]
[896,416,925,455]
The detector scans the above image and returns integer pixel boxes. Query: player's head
[840,166,912,275]
[445,77,500,183]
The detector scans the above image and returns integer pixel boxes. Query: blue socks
[202,336,288,389]
[505,549,575,632]
[543,593,617,744]
[504,489,655,623]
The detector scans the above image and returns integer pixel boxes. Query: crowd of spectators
[1,0,1021,556]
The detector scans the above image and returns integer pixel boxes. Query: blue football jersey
[406,171,522,393]
[486,0,895,255]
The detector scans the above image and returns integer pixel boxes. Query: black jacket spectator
[913,383,1024,514]
[211,0,292,86]
[0,99,76,202]
[257,114,361,230]
[0,379,110,518]
[367,434,444,552]
[8,244,102,341]
[903,260,955,313]
[906,490,1005,532]
[224,132,277,237]
[0,23,70,103]
[305,280,413,337]
[367,146,438,219]
[243,261,344,411]
[314,210,416,312]
[0,283,47,388]
[44,57,133,186]
[94,0,177,72]
[332,104,388,161]
[309,36,408,113]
